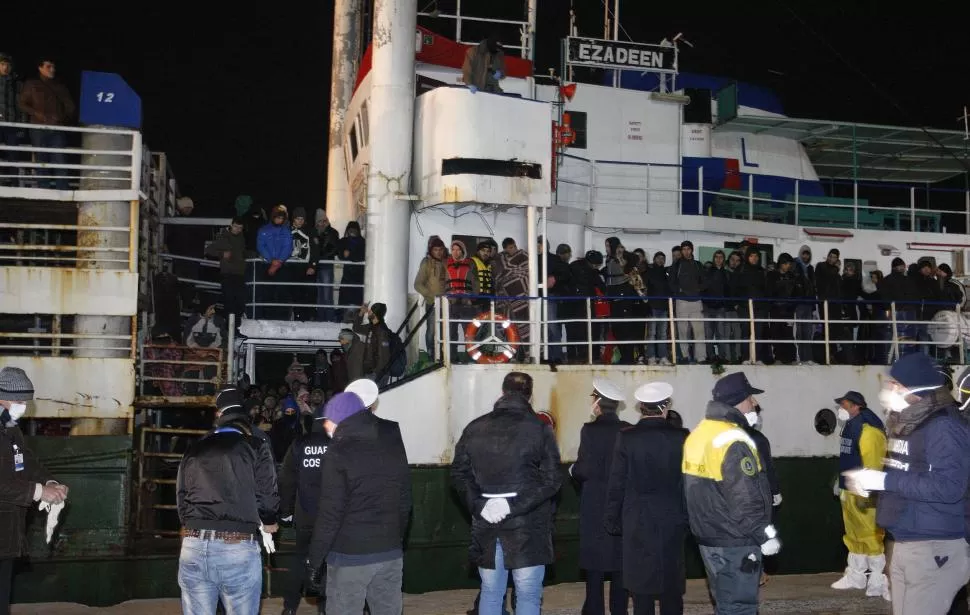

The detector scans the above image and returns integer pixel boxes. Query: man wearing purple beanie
[307,392,411,615]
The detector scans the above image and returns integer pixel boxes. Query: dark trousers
[29,128,68,189]
[0,558,13,615]
[0,127,20,186]
[284,526,324,612]
[221,273,246,324]
[699,545,761,615]
[633,591,683,615]
[583,570,628,615]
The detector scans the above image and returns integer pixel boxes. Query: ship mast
[325,0,362,235]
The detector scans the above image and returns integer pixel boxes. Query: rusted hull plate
[0,357,134,418]
[0,267,138,315]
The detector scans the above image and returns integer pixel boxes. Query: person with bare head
[452,372,563,615]
[314,210,341,322]
[17,57,74,189]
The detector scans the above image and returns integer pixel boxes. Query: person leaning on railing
[17,57,74,190]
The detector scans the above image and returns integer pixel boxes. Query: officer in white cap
[573,378,631,615]
[604,381,688,615]
[345,378,379,411]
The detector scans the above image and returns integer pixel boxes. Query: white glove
[842,468,887,498]
[568,463,575,477]
[480,498,511,524]
[772,493,783,507]
[280,515,293,523]
[761,537,782,556]
[833,479,841,497]
[38,500,65,544]
[259,524,276,554]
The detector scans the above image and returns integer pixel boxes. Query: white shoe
[866,554,890,601]
[659,358,671,366]
[831,553,868,590]
[647,357,658,366]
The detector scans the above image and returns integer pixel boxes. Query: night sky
[5,1,968,215]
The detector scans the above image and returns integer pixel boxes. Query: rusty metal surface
[0,268,139,315]
[0,356,134,418]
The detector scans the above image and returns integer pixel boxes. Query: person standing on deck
[843,353,970,615]
[829,390,889,600]
[683,372,779,615]
[205,217,249,329]
[462,34,506,94]
[571,378,630,615]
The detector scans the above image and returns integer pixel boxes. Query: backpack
[383,324,407,378]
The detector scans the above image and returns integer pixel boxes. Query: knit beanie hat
[890,352,945,390]
[315,208,327,225]
[270,204,288,220]
[370,303,387,321]
[428,236,446,254]
[215,387,244,414]
[0,367,34,401]
[323,392,366,424]
[292,207,307,221]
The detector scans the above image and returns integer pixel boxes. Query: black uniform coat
[0,423,53,558]
[604,417,689,595]
[572,412,630,572]
[451,393,563,570]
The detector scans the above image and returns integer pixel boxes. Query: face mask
[7,402,26,423]
[837,408,851,422]
[744,412,759,428]
[879,389,910,413]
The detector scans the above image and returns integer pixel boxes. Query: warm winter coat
[461,41,507,92]
[682,401,773,547]
[605,418,688,595]
[257,222,293,262]
[353,320,392,377]
[18,77,74,125]
[414,255,448,305]
[205,228,248,276]
[307,411,411,568]
[0,424,54,558]
[451,393,563,569]
[279,422,331,527]
[572,413,630,572]
[877,389,970,542]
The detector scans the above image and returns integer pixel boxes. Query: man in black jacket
[314,210,341,322]
[205,217,249,327]
[572,378,630,615]
[451,372,563,615]
[176,400,279,615]
[605,381,688,615]
[279,402,331,615]
[307,392,411,615]
[0,367,67,613]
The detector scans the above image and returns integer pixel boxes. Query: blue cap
[323,392,366,424]
[712,372,764,406]
[890,352,945,390]
[834,391,866,407]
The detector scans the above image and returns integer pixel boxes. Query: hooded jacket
[257,218,293,263]
[682,401,773,547]
[877,388,970,542]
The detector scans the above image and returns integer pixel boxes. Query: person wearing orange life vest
[447,240,475,363]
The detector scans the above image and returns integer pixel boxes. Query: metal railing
[432,294,964,366]
[139,343,224,397]
[0,212,138,270]
[0,121,142,196]
[556,153,970,233]
[0,314,136,358]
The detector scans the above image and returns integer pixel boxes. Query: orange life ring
[464,312,521,364]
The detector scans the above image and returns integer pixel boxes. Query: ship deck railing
[0,120,145,201]
[556,152,967,234]
[432,293,969,367]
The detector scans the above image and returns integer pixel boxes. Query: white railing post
[227,313,236,385]
[645,163,651,214]
[965,189,969,237]
[794,179,800,225]
[588,159,595,211]
[910,186,916,231]
[747,174,754,221]
[890,302,899,363]
[130,132,143,192]
[441,296,451,366]
[747,299,756,362]
[823,300,831,365]
[668,297,677,364]
[697,165,704,215]
[853,180,859,229]
[586,298,593,364]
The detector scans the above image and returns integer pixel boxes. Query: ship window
[359,102,369,146]
[441,158,542,179]
[349,125,359,161]
[566,111,587,150]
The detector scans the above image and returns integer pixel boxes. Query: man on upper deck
[17,57,74,190]
[462,34,506,94]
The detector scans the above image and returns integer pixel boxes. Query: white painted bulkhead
[376,363,946,465]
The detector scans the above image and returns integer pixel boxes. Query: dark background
[4,1,968,215]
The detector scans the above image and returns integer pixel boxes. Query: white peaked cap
[345,379,379,407]
[592,377,626,402]
[635,382,674,404]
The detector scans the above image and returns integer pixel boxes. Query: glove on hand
[760,538,782,556]
[772,493,783,507]
[480,498,511,524]
[842,468,886,498]
[259,524,276,554]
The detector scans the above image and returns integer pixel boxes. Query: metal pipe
[527,206,539,363]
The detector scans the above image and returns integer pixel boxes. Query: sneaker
[647,357,658,366]
[659,358,672,366]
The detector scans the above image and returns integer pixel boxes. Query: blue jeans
[648,308,669,359]
[316,265,337,322]
[479,540,544,615]
[178,536,263,615]
[546,300,565,362]
[29,128,68,190]
[699,544,762,615]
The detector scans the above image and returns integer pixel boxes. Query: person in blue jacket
[844,353,970,615]
[256,204,293,319]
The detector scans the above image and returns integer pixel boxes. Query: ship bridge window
[349,125,359,162]
[566,111,587,150]
[441,158,542,179]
